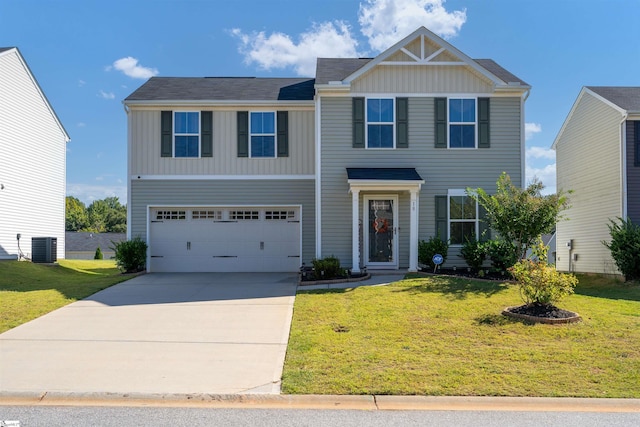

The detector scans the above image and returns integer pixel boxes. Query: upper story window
[367,98,394,148]
[174,112,200,157]
[250,112,276,157]
[449,99,476,148]
[448,191,478,245]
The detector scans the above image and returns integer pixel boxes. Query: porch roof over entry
[346,168,424,191]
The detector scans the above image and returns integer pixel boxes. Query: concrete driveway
[0,273,297,395]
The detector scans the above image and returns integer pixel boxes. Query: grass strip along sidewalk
[283,274,640,398]
[0,260,131,333]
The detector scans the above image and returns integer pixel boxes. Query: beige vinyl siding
[351,65,494,94]
[556,92,623,274]
[129,108,315,176]
[319,96,522,268]
[130,179,315,266]
[0,50,67,259]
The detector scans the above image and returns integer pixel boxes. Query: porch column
[409,189,420,272]
[351,188,361,274]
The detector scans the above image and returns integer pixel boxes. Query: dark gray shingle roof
[473,59,528,86]
[315,57,528,86]
[125,77,315,102]
[0,47,15,53]
[587,87,640,113]
[315,58,373,85]
[65,232,126,252]
[346,168,423,181]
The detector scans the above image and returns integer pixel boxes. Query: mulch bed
[503,303,581,324]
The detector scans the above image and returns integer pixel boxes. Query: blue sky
[2,0,638,205]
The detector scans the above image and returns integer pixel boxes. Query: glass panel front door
[367,198,395,265]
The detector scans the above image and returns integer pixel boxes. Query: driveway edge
[1,392,639,412]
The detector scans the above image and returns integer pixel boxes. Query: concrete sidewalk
[0,273,297,395]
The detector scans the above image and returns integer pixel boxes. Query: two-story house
[0,47,69,261]
[553,87,640,275]
[124,26,529,273]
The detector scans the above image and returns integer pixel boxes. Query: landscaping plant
[112,236,147,273]
[460,236,486,272]
[311,255,342,279]
[469,172,570,260]
[94,246,103,260]
[603,217,640,281]
[509,238,578,306]
[485,238,519,274]
[418,235,449,270]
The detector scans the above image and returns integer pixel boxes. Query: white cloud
[526,163,556,195]
[66,183,127,206]
[231,0,466,76]
[77,122,86,127]
[231,21,359,76]
[526,146,555,160]
[359,0,467,51]
[525,122,542,141]
[78,79,86,87]
[98,90,115,100]
[111,56,158,79]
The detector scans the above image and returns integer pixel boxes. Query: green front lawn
[0,260,132,333]
[283,274,640,397]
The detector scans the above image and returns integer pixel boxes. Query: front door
[364,196,398,268]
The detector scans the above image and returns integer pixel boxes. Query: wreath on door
[373,217,389,234]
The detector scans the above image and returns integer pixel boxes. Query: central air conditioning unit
[32,237,57,263]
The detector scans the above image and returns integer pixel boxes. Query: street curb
[1,392,639,412]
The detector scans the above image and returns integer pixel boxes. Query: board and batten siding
[0,49,67,259]
[556,92,623,274]
[626,120,640,224]
[128,108,315,176]
[351,65,495,94]
[130,179,315,265]
[319,96,522,268]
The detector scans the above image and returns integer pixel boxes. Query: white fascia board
[347,179,425,192]
[123,100,314,108]
[552,87,626,150]
[342,26,506,87]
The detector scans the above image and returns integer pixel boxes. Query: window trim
[173,111,201,158]
[365,97,396,149]
[447,189,479,245]
[249,111,277,158]
[447,98,477,149]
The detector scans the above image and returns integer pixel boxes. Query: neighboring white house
[0,47,69,260]
[553,86,640,274]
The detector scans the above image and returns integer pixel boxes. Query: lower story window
[449,193,478,244]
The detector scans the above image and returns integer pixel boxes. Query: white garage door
[149,207,301,272]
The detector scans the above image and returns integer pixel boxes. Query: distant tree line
[66,196,127,233]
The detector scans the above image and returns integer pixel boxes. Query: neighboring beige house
[0,47,69,261]
[124,26,529,273]
[553,86,640,274]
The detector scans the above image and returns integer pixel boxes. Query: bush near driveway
[0,259,131,333]
[282,274,640,397]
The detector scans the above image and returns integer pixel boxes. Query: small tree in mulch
[507,238,579,320]
[94,247,103,260]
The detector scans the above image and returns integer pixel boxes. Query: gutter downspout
[520,89,531,190]
[620,113,629,220]
[123,103,132,241]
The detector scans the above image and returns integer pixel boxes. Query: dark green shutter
[396,97,408,148]
[435,98,447,148]
[237,111,248,157]
[478,203,490,241]
[352,97,365,148]
[435,195,448,240]
[478,97,490,148]
[200,111,213,157]
[161,111,173,157]
[277,111,289,157]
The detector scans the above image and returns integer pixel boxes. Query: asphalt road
[1,407,640,427]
